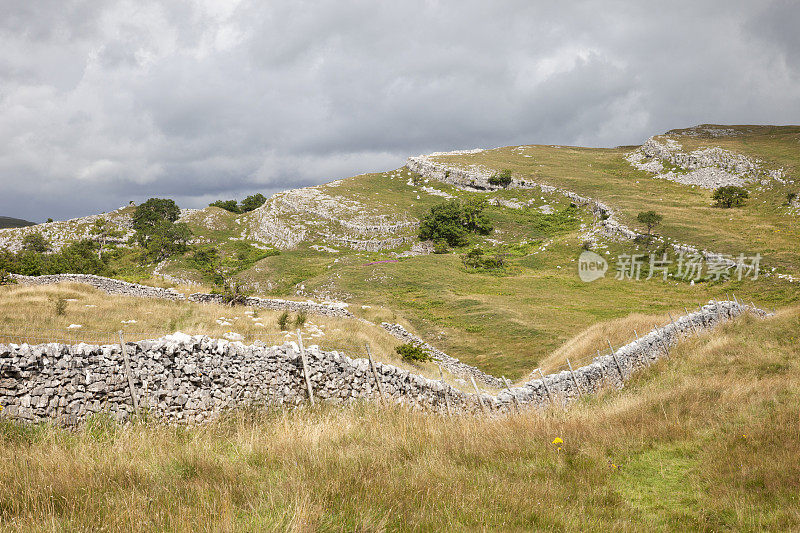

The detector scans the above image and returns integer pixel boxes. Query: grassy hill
[2,125,798,380]
[0,216,35,229]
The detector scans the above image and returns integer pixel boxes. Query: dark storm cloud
[1,0,798,221]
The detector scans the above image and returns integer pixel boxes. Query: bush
[461,246,506,271]
[712,186,749,208]
[294,310,307,328]
[418,199,493,247]
[0,269,14,285]
[787,192,797,205]
[277,311,290,331]
[433,240,450,254]
[209,200,241,213]
[210,194,267,214]
[488,169,513,188]
[395,343,432,363]
[220,281,249,306]
[22,233,50,253]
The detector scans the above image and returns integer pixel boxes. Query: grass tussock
[1,307,798,531]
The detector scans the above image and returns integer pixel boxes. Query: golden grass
[0,283,455,385]
[1,308,798,530]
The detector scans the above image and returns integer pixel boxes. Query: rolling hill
[2,124,798,379]
[0,216,35,229]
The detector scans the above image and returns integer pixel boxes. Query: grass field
[2,307,798,531]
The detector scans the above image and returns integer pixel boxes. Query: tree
[209,200,241,213]
[636,210,663,235]
[461,198,493,235]
[712,186,749,208]
[240,193,267,212]
[419,200,469,247]
[488,169,513,188]
[22,232,50,253]
[89,218,123,259]
[132,198,190,261]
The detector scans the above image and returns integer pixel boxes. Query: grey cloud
[0,0,798,221]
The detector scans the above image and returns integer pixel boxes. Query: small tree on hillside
[209,200,241,213]
[712,186,749,208]
[419,200,470,247]
[636,210,663,236]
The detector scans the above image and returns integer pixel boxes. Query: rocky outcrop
[0,301,767,425]
[0,207,133,253]
[626,136,786,189]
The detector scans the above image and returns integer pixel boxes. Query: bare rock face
[242,186,417,251]
[0,207,134,253]
[626,136,785,189]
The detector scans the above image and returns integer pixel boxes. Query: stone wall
[0,301,765,424]
[10,273,353,317]
[11,273,185,300]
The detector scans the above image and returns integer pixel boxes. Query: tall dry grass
[1,307,798,531]
[0,283,451,384]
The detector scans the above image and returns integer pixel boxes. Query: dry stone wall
[0,301,765,425]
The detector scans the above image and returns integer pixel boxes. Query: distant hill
[0,216,35,229]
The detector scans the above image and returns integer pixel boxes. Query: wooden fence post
[566,358,582,398]
[606,339,625,382]
[365,342,385,404]
[118,330,140,416]
[502,376,520,413]
[469,375,488,415]
[536,368,554,406]
[668,312,680,338]
[437,364,452,416]
[296,330,315,406]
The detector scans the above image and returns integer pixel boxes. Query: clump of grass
[51,296,67,316]
[277,311,290,331]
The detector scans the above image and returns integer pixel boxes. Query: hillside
[0,216,35,229]
[1,125,799,380]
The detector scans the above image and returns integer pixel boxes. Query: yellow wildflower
[552,437,563,445]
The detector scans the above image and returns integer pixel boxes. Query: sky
[1,0,799,221]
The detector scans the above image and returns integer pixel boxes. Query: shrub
[461,246,506,271]
[220,281,249,306]
[22,233,50,253]
[209,200,241,213]
[277,311,290,331]
[0,269,13,285]
[294,310,307,328]
[636,210,663,235]
[787,192,797,205]
[488,169,513,188]
[395,343,432,363]
[712,186,749,208]
[433,240,450,254]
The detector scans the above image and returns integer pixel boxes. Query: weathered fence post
[365,342,385,404]
[668,312,680,338]
[537,368,554,406]
[296,329,315,406]
[606,339,625,383]
[437,364,452,416]
[502,376,520,413]
[566,358,582,398]
[469,375,488,415]
[118,330,140,416]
